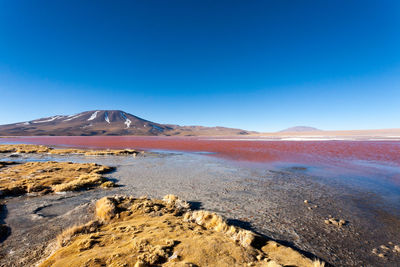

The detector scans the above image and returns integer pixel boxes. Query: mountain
[0,110,252,136]
[279,126,321,133]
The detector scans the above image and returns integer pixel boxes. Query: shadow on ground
[0,203,11,243]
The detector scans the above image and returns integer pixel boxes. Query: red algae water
[2,136,400,189]
[1,136,400,165]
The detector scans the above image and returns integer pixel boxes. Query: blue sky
[0,0,399,132]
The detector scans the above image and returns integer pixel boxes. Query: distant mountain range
[0,110,252,136]
[279,126,321,132]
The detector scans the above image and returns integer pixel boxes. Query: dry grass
[0,144,140,156]
[0,144,51,153]
[51,174,105,192]
[50,148,140,156]
[40,195,324,267]
[95,197,117,222]
[0,161,115,197]
[100,181,116,188]
[183,210,255,248]
[56,220,103,248]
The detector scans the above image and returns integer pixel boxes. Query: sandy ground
[0,152,399,266]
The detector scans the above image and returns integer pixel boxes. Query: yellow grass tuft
[100,181,116,188]
[163,194,190,210]
[57,220,102,247]
[95,197,117,222]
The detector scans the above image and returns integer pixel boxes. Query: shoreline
[0,145,399,266]
[0,146,325,266]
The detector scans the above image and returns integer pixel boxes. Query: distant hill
[279,126,321,133]
[0,110,252,136]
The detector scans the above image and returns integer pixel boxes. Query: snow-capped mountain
[0,110,171,136]
[0,110,251,136]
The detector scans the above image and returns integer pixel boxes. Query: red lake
[1,136,400,188]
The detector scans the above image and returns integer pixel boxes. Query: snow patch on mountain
[88,111,99,121]
[120,112,131,128]
[81,123,93,128]
[64,113,84,122]
[33,116,63,123]
[125,119,131,128]
[104,112,110,124]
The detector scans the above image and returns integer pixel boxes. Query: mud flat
[0,146,399,266]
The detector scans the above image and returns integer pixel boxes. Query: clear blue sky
[0,0,399,132]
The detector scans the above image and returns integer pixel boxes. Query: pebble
[324,217,346,227]
[380,245,390,250]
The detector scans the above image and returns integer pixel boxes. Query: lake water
[1,136,400,207]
